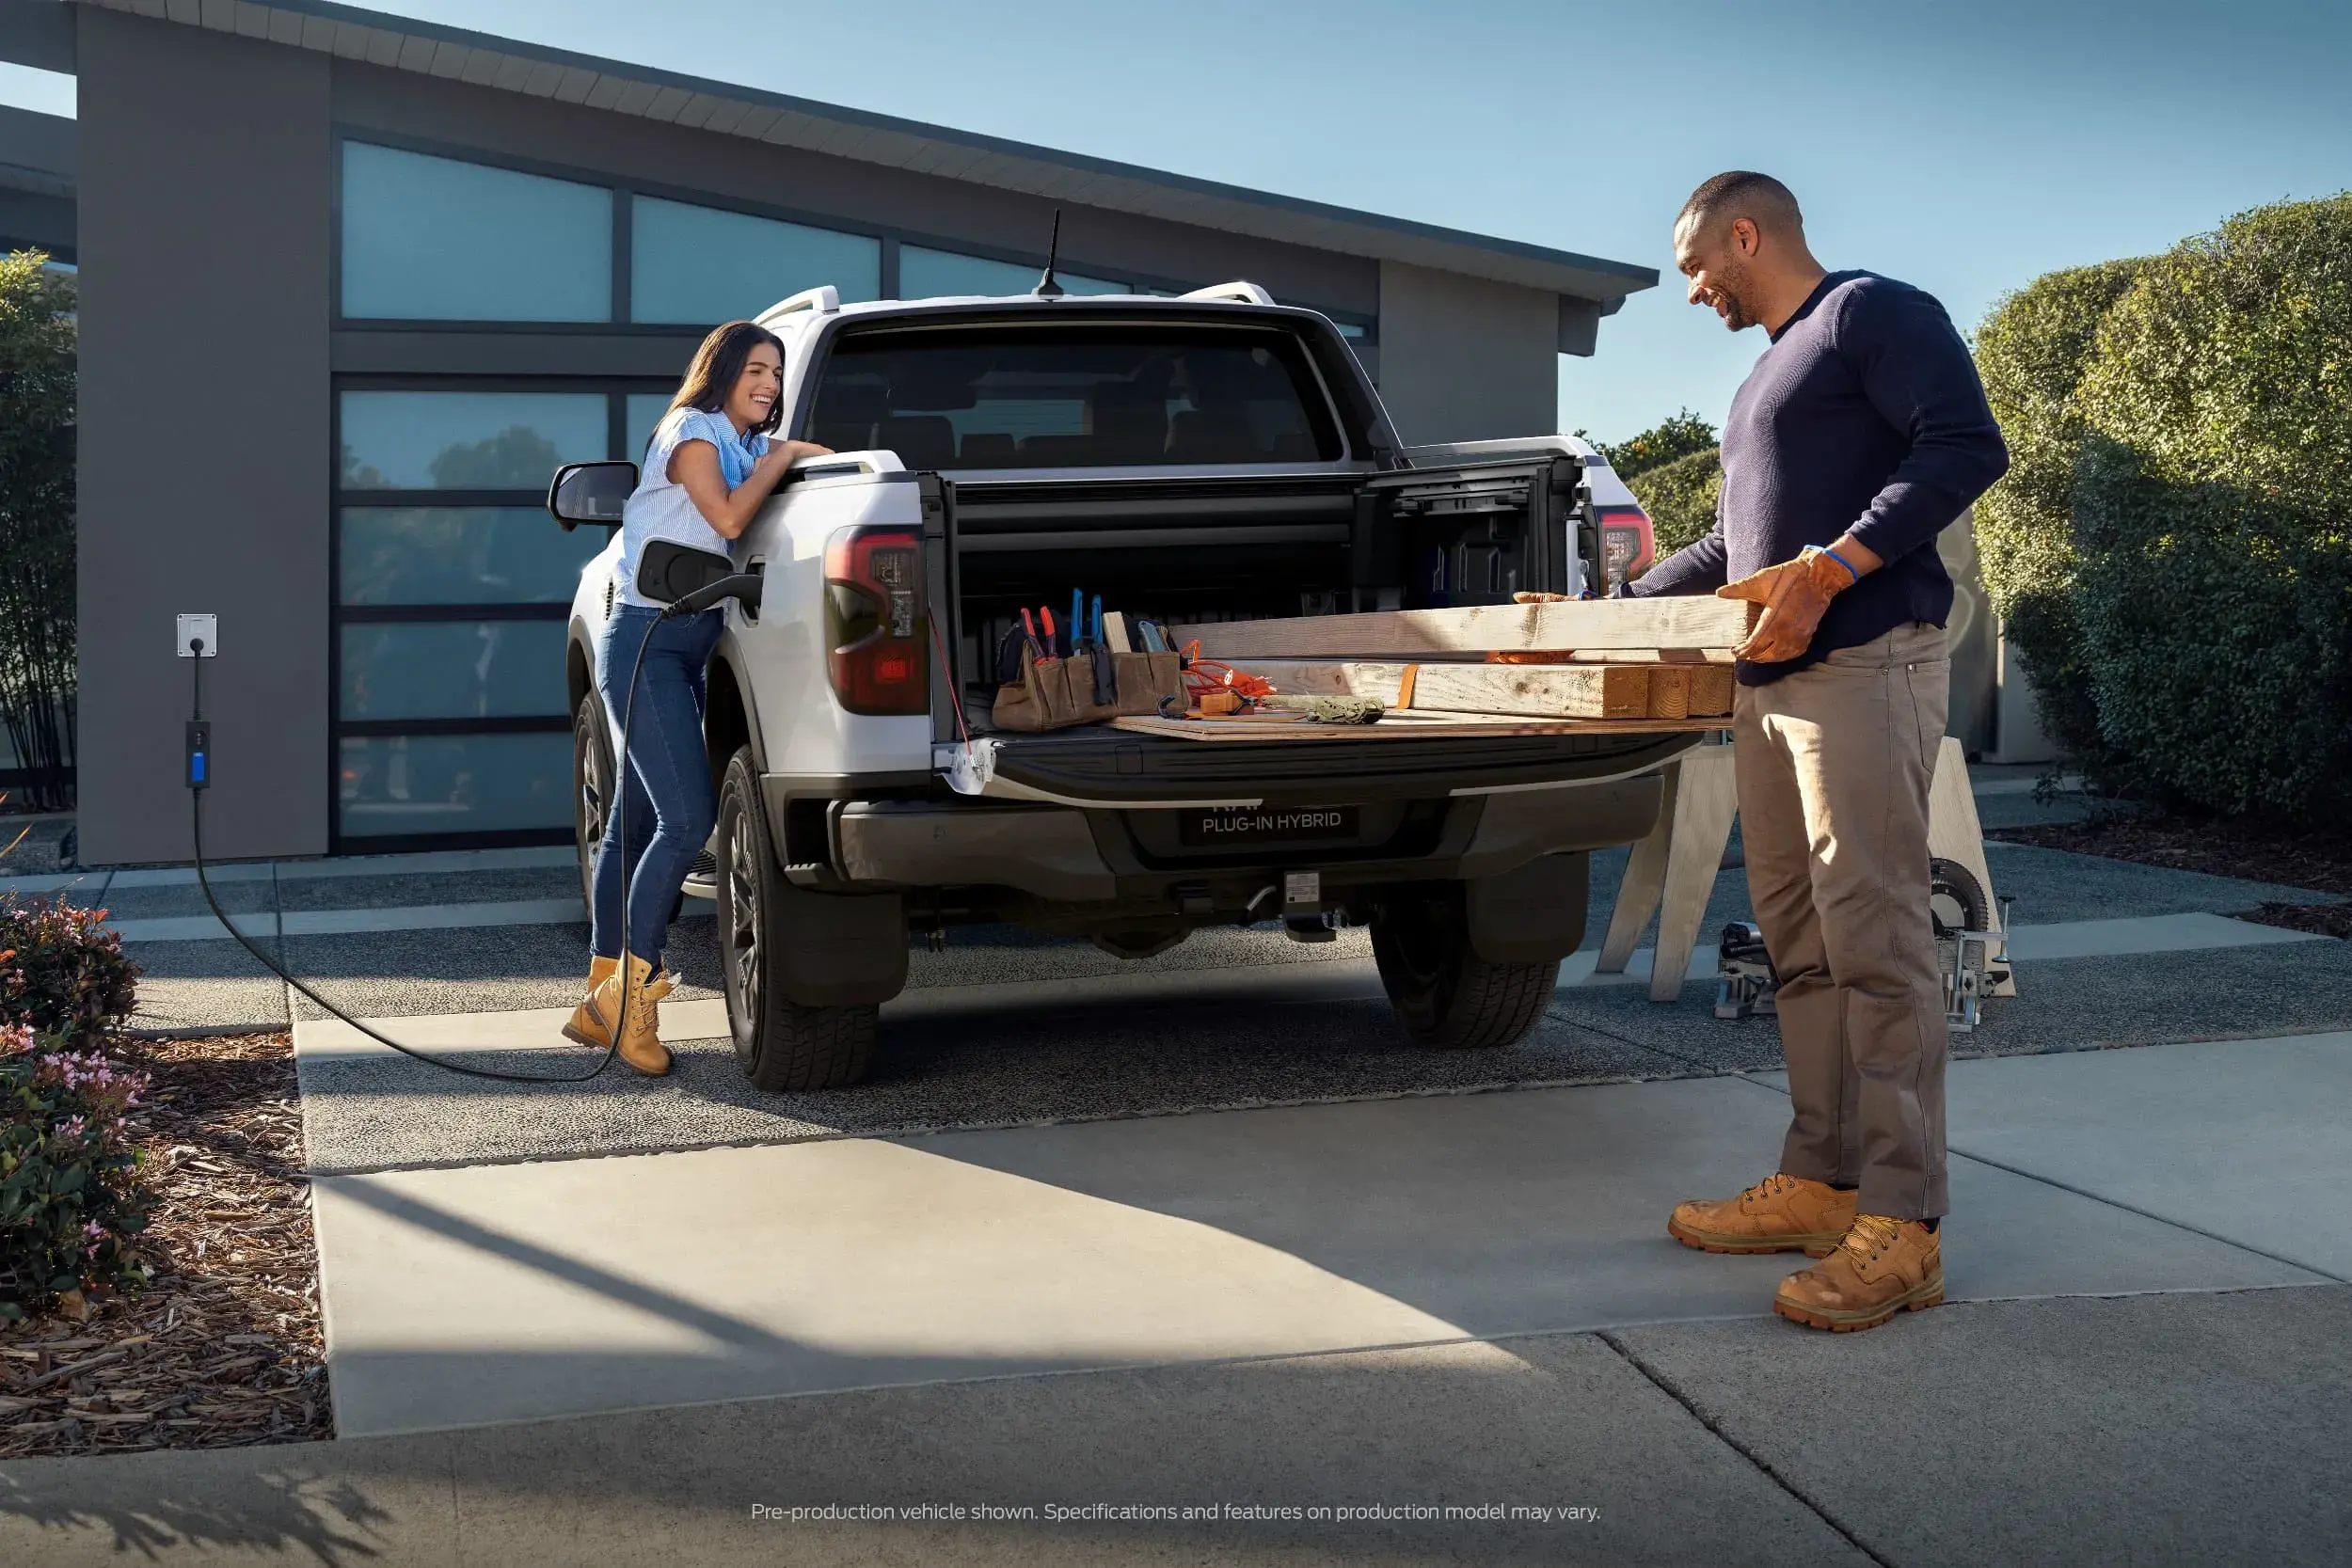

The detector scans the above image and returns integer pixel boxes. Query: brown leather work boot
[578,954,675,1075]
[561,955,674,1053]
[1773,1214,1944,1332]
[1669,1173,1856,1256]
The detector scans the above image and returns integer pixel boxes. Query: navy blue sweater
[1630,271,2009,683]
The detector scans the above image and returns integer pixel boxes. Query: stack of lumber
[1112,598,1755,742]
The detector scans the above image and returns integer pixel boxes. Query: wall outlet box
[177,614,217,657]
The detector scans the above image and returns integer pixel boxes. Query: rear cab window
[805,319,1346,468]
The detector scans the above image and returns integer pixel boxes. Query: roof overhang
[40,0,1657,309]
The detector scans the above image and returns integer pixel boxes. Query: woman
[565,320,832,1075]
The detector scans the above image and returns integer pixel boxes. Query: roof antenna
[1032,208,1066,299]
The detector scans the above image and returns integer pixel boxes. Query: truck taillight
[823,525,929,715]
[1596,505,1656,589]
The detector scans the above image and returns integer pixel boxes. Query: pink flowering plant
[0,1023,153,1318]
[0,893,142,1045]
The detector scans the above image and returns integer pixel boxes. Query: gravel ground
[294,933,2352,1177]
[0,812,77,876]
[0,1034,330,1459]
[2242,901,2352,940]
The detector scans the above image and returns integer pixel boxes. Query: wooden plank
[1687,664,1736,717]
[1107,713,1724,743]
[1226,659,1648,719]
[1194,598,1753,659]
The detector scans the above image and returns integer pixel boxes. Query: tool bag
[989,634,1184,733]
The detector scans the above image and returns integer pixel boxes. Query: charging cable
[182,596,709,1084]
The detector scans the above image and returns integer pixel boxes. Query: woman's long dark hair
[666,319,787,436]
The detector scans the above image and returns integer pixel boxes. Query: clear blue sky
[6,0,2348,444]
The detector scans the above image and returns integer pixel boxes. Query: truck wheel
[571,693,613,911]
[1371,884,1554,1050]
[714,749,877,1090]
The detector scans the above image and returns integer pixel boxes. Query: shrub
[1588,408,1716,481]
[2066,193,2352,817]
[1629,445,1722,562]
[2069,438,2352,816]
[1972,259,2145,768]
[0,894,142,1045]
[0,1024,152,1319]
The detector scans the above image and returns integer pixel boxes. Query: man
[1636,172,2007,1330]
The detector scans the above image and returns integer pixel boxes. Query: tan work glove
[1716,547,1856,664]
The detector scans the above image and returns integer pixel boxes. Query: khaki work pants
[1733,622,1951,1220]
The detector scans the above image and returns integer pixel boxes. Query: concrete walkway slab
[313,1136,1474,1436]
[1943,1032,2352,1279]
[1610,1286,2352,1568]
[2002,910,2323,961]
[0,1332,1870,1568]
[116,895,605,943]
[310,1073,2317,1436]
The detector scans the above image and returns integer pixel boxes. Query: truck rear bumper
[831,773,1664,903]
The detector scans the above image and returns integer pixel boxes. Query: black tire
[571,692,614,911]
[1370,883,1555,1050]
[714,748,877,1090]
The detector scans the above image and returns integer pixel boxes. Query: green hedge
[2066,194,2352,816]
[1594,409,1715,481]
[1629,446,1722,563]
[1972,259,2144,768]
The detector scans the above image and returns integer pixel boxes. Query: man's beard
[1710,257,1757,330]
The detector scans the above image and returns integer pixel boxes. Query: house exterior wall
[1374,261,1563,447]
[75,8,333,864]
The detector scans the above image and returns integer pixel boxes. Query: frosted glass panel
[631,197,879,324]
[340,621,569,721]
[340,392,607,490]
[342,142,612,322]
[339,733,573,837]
[899,246,1126,299]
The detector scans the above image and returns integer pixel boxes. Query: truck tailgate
[942,726,1701,808]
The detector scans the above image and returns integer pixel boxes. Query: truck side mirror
[547,461,638,531]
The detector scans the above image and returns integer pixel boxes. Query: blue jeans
[591,605,723,965]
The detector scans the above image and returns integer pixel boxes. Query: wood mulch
[0,1031,331,1459]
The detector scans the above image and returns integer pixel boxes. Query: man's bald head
[1672,171,1822,335]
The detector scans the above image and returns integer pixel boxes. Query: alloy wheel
[575,709,610,907]
[726,808,763,1028]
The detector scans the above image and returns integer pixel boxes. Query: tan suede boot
[594,952,674,1077]
[1773,1214,1944,1332]
[565,954,676,1065]
[1669,1173,1856,1257]
[561,956,621,1050]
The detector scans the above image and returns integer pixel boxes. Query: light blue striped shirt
[616,406,768,609]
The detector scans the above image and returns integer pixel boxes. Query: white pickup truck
[549,280,1680,1092]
